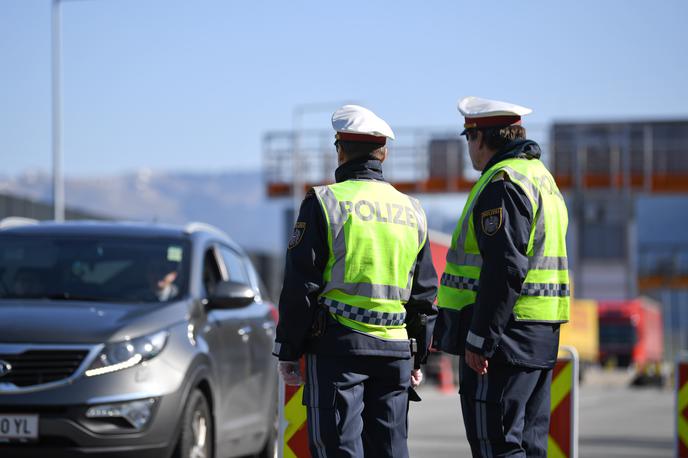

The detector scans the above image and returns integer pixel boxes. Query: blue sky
[1,0,687,177]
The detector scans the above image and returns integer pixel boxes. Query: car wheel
[174,389,213,458]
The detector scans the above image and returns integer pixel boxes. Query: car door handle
[238,326,252,342]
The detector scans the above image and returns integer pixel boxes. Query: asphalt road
[408,370,673,458]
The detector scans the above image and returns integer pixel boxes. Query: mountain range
[0,169,464,256]
[0,169,291,254]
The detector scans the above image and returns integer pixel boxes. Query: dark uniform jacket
[273,157,438,362]
[434,140,562,369]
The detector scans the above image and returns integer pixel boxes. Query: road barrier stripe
[550,361,573,411]
[547,435,567,458]
[548,346,579,458]
[278,358,311,458]
[284,385,308,457]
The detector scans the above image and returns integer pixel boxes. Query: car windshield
[0,234,191,303]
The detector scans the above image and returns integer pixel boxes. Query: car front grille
[0,350,89,387]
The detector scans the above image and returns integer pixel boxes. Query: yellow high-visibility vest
[438,157,570,323]
[313,180,427,340]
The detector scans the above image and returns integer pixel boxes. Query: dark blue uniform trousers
[459,357,553,457]
[303,353,412,458]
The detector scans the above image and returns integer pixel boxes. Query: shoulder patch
[480,208,503,236]
[288,222,306,249]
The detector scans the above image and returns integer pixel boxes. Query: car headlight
[85,330,168,377]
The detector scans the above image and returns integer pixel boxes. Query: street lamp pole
[52,0,64,221]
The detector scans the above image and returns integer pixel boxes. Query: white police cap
[332,105,395,144]
[458,96,532,135]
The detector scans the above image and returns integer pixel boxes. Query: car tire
[173,389,213,458]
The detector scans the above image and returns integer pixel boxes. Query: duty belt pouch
[408,338,422,402]
[406,313,428,368]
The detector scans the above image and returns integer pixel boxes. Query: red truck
[598,298,664,369]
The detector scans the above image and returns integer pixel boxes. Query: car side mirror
[207,281,255,309]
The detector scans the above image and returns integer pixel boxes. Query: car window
[218,246,250,285]
[244,257,269,302]
[0,235,190,303]
[202,248,223,298]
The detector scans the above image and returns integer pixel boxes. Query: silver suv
[0,220,278,458]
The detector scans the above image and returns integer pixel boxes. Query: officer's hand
[278,361,302,386]
[411,368,423,388]
[465,349,489,375]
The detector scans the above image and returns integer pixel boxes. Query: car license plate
[0,415,39,440]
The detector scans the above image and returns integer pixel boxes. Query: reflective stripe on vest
[321,298,407,326]
[438,157,570,323]
[440,272,480,292]
[314,180,427,339]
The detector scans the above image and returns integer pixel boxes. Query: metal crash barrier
[548,346,579,458]
[677,354,688,458]
[278,358,310,458]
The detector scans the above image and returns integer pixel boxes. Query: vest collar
[335,157,385,183]
[482,139,542,175]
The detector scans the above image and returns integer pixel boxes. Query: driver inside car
[145,260,179,302]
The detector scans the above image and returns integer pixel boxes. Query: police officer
[273,104,438,458]
[433,96,570,457]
